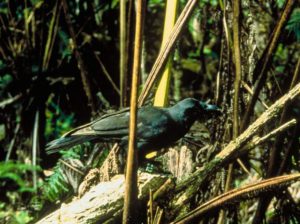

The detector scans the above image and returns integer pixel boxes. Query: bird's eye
[199,102,207,110]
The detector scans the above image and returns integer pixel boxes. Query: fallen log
[37,172,168,224]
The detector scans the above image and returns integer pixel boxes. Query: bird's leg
[139,158,172,175]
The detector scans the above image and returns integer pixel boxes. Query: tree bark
[37,172,167,224]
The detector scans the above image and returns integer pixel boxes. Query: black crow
[46,98,220,160]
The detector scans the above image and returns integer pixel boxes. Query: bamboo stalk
[138,0,198,106]
[153,0,178,107]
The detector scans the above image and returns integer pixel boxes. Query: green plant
[286,8,300,41]
[0,161,40,193]
[43,144,89,202]
[45,95,75,141]
[0,162,40,223]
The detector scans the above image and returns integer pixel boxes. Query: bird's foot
[139,161,172,176]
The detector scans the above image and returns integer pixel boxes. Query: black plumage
[46,98,220,160]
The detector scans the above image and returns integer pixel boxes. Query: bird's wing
[136,107,170,140]
[63,106,172,141]
[64,108,131,137]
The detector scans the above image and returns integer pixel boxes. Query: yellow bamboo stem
[154,0,178,106]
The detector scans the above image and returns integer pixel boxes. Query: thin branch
[120,0,127,106]
[171,119,296,219]
[153,207,163,224]
[32,110,40,191]
[0,93,23,108]
[171,82,300,217]
[5,123,20,162]
[218,1,242,222]
[149,189,154,224]
[61,0,96,114]
[123,1,146,223]
[94,52,120,95]
[243,119,296,152]
[241,81,269,109]
[278,58,300,174]
[42,0,61,70]
[173,174,300,223]
[253,54,300,224]
[241,0,296,131]
[215,23,224,105]
[59,159,85,176]
[232,0,241,139]
[268,57,300,177]
[138,0,198,106]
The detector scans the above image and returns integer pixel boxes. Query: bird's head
[170,98,221,127]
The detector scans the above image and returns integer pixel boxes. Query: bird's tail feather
[45,135,98,154]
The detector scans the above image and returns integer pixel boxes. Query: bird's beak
[206,104,221,112]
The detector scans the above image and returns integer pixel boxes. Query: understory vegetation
[0,0,300,223]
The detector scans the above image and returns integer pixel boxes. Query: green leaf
[30,0,44,8]
[111,0,119,9]
[13,211,33,224]
[276,0,285,8]
[286,9,300,41]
